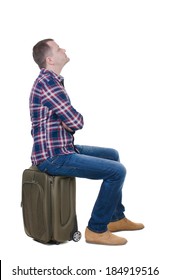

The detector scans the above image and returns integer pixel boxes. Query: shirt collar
[40,68,64,84]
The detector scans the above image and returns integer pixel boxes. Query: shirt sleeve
[40,77,84,131]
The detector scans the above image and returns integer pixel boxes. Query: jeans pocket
[38,155,72,175]
[37,161,48,173]
[50,155,68,168]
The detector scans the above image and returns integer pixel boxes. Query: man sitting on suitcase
[29,38,144,245]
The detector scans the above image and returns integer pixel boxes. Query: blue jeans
[38,145,126,233]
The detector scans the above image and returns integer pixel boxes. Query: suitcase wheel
[72,231,81,242]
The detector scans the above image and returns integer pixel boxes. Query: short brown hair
[32,38,54,69]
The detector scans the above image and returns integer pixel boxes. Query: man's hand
[61,122,74,133]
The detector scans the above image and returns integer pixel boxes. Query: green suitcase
[21,166,81,244]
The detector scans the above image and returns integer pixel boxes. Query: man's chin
[64,57,70,65]
[66,57,70,63]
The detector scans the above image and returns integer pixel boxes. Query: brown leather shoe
[85,227,127,245]
[108,217,144,232]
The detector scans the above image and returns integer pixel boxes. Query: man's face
[47,41,70,67]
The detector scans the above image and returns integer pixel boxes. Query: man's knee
[112,149,120,162]
[115,163,126,180]
[121,163,126,178]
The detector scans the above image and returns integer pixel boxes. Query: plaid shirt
[29,68,84,165]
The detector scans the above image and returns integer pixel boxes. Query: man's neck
[46,65,63,76]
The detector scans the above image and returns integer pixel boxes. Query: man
[30,38,144,245]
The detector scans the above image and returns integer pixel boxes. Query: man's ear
[46,56,54,65]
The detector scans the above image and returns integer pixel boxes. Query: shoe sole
[85,240,127,246]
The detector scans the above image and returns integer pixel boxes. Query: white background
[0,0,169,279]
